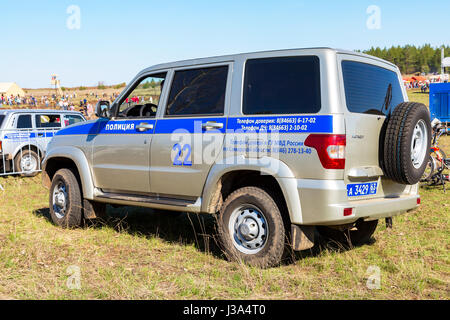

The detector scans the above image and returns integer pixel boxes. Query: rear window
[243,56,321,115]
[341,60,405,115]
[0,115,4,128]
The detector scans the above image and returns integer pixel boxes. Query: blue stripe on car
[54,115,333,136]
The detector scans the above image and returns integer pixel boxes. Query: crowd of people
[0,91,121,119]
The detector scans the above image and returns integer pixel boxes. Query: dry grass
[0,89,448,300]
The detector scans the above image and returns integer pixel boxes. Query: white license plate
[347,182,378,197]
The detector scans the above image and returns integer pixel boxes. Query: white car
[0,109,86,176]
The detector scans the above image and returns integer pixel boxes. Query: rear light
[0,140,2,153]
[304,134,346,169]
[417,197,421,205]
[343,208,353,216]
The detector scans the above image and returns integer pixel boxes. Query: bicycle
[421,122,450,191]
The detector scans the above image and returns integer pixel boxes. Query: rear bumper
[294,179,419,225]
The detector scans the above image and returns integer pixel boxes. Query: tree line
[359,44,450,74]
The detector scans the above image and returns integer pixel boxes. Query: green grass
[0,90,448,300]
[0,134,449,299]
[408,89,430,106]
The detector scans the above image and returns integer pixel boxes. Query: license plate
[347,182,378,197]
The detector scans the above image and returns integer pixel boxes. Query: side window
[341,60,405,115]
[17,114,32,129]
[64,115,84,126]
[243,56,321,115]
[36,114,61,128]
[118,73,166,118]
[165,66,228,116]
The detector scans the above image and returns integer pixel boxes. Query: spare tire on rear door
[382,102,431,185]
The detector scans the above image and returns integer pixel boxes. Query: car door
[35,113,62,151]
[91,72,167,194]
[150,63,231,198]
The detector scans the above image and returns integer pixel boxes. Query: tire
[421,156,435,182]
[382,102,431,185]
[14,149,40,177]
[217,186,286,268]
[318,219,378,247]
[49,168,83,228]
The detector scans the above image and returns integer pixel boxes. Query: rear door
[150,63,231,198]
[337,54,409,199]
[35,113,62,149]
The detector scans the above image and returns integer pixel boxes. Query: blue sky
[1,0,449,88]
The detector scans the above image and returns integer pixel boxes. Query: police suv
[42,48,431,267]
[0,109,85,176]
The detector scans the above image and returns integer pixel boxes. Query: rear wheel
[14,149,40,177]
[217,187,286,268]
[318,219,378,247]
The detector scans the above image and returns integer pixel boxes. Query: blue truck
[430,83,450,123]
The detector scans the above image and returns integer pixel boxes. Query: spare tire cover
[382,102,431,185]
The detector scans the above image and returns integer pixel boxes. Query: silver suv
[0,109,85,176]
[42,48,431,267]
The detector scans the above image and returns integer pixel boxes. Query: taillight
[343,208,353,216]
[304,134,346,169]
[0,140,2,153]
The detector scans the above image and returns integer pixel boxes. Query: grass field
[0,90,448,300]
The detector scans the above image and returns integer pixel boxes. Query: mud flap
[291,224,315,251]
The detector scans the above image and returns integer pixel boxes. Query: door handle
[136,123,154,132]
[202,121,223,130]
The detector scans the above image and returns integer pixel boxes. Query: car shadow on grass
[33,205,224,259]
[33,206,377,266]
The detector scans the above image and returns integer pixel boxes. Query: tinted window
[243,56,321,115]
[0,115,5,128]
[64,115,84,126]
[36,114,61,128]
[342,60,404,115]
[17,115,32,129]
[166,66,228,116]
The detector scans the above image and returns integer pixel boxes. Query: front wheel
[217,187,286,268]
[49,169,83,228]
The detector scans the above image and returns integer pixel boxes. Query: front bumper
[295,179,419,226]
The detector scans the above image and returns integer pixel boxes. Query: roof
[0,82,14,93]
[0,109,83,116]
[138,47,397,75]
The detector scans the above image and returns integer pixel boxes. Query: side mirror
[95,100,111,118]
